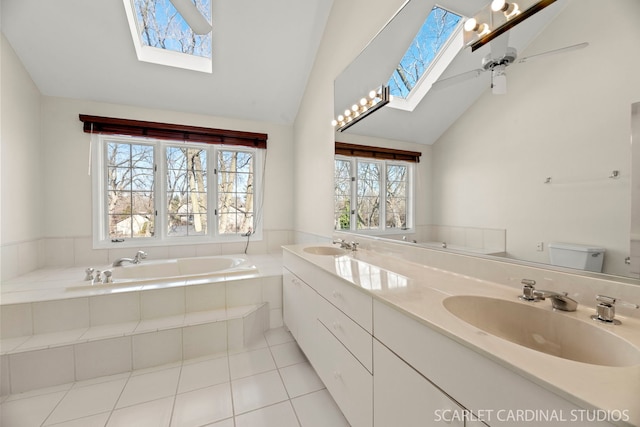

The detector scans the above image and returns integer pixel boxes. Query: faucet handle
[518,279,537,301]
[84,267,95,281]
[591,295,639,325]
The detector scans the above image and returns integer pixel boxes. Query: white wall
[0,34,43,277]
[1,34,295,277]
[292,0,407,241]
[431,0,640,276]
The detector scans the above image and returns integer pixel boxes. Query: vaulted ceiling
[1,0,333,125]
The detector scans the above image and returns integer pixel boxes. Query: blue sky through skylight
[133,0,211,58]
[388,6,462,99]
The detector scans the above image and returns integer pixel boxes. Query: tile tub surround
[284,243,640,426]
[0,254,284,395]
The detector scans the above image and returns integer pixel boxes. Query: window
[123,0,213,73]
[334,156,414,233]
[94,135,261,247]
[387,6,464,111]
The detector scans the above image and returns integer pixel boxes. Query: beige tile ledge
[283,244,640,427]
[0,304,265,356]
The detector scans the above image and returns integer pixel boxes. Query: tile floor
[0,328,350,427]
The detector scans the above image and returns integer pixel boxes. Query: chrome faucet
[532,289,578,312]
[112,250,147,267]
[333,239,359,251]
[518,279,577,311]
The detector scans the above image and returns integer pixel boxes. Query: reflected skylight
[123,0,212,73]
[388,6,462,99]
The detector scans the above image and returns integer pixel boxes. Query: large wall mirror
[334,0,640,280]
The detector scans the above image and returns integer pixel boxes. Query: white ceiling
[1,0,333,125]
[335,0,569,145]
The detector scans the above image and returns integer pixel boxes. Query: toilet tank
[548,242,605,272]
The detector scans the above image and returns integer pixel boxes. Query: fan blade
[169,0,212,35]
[431,69,485,91]
[518,42,588,64]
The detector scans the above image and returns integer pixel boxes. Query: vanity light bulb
[344,109,351,117]
[331,119,338,127]
[491,0,506,12]
[369,90,378,99]
[338,114,344,122]
[360,98,367,106]
[464,17,478,32]
[352,104,359,112]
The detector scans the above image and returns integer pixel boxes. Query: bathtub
[69,255,258,290]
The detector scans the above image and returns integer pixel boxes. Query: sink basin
[303,246,347,256]
[443,295,640,367]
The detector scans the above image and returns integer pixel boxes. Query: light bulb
[331,119,338,127]
[338,115,344,122]
[344,109,351,117]
[360,98,367,106]
[369,90,378,99]
[491,0,506,12]
[352,104,359,112]
[464,18,478,32]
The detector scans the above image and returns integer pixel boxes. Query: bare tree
[134,0,211,57]
[389,7,460,97]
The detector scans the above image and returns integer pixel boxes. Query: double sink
[301,245,640,368]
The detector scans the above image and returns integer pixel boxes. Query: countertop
[283,244,640,427]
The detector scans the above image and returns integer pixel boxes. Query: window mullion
[156,141,166,240]
[380,162,387,231]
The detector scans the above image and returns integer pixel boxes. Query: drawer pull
[333,371,343,381]
[332,321,341,330]
[332,290,342,299]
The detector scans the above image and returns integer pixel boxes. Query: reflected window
[334,156,414,233]
[388,6,462,99]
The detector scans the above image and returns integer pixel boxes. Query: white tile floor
[0,328,350,427]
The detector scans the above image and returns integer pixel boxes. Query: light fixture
[332,86,390,132]
[463,0,556,51]
[491,0,520,18]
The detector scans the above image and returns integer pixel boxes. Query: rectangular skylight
[123,0,212,73]
[388,6,462,100]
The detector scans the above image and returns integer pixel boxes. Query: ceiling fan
[432,36,588,94]
[169,0,212,35]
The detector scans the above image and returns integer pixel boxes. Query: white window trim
[91,134,263,249]
[335,155,415,235]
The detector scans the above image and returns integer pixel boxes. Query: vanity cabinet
[283,251,373,427]
[374,340,466,427]
[282,269,318,362]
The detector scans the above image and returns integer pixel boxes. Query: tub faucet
[113,250,147,267]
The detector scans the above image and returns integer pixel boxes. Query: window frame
[92,134,263,249]
[334,155,415,235]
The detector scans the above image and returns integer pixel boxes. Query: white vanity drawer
[318,295,372,372]
[311,271,372,332]
[315,320,373,427]
[284,251,373,332]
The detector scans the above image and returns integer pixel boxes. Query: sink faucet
[113,250,147,267]
[518,279,577,311]
[532,289,578,312]
[333,239,359,251]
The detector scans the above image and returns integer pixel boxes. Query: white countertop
[283,244,640,427]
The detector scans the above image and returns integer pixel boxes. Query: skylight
[123,0,212,73]
[387,6,463,109]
